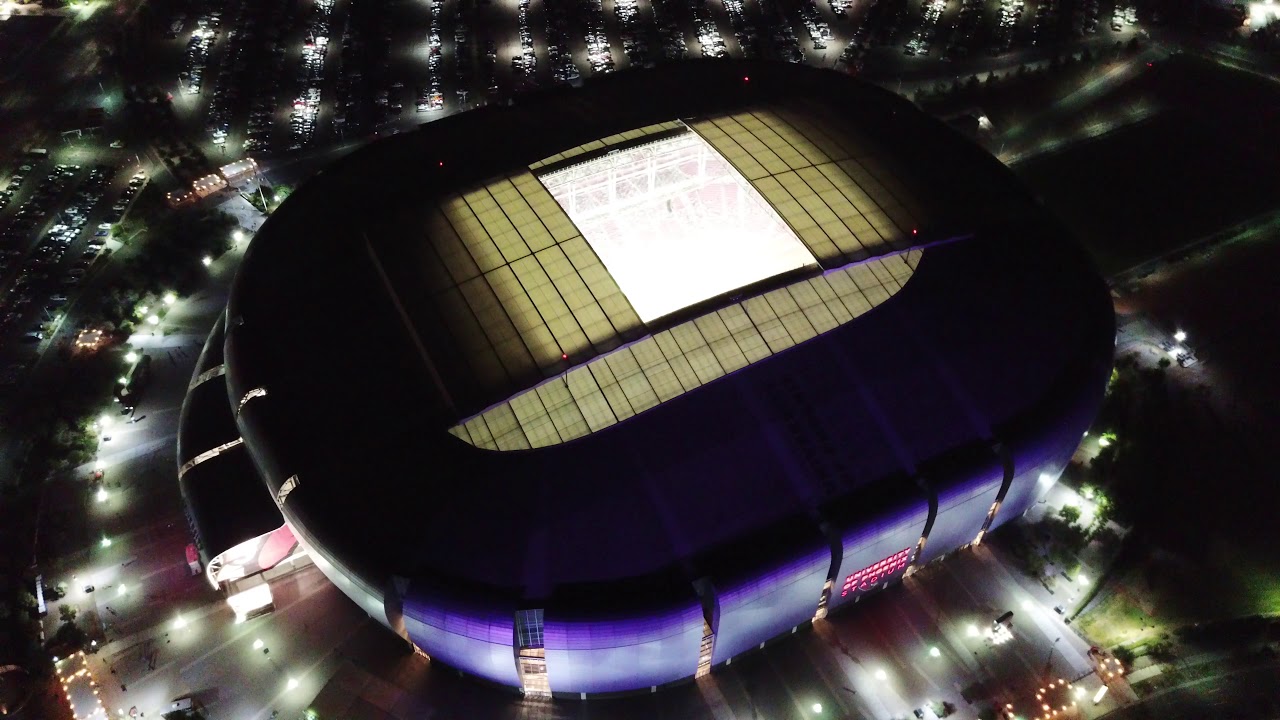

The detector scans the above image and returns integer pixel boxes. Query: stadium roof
[380,103,932,431]
[214,60,1114,604]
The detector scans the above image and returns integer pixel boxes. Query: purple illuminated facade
[180,60,1115,696]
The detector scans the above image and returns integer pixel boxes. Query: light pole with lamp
[1044,636,1061,677]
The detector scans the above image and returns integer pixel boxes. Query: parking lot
[132,0,1145,163]
[0,152,147,364]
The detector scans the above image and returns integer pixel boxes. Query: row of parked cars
[614,0,655,66]
[578,0,618,75]
[758,0,806,62]
[2,163,80,261]
[419,0,448,112]
[334,0,401,136]
[649,0,692,61]
[181,20,219,96]
[542,0,584,83]
[904,0,947,56]
[689,0,730,58]
[290,0,334,150]
[0,163,137,347]
[512,0,540,90]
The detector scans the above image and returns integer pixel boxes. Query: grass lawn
[1011,53,1280,275]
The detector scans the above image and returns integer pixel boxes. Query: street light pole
[1044,636,1061,677]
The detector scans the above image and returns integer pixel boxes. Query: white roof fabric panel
[453,249,924,449]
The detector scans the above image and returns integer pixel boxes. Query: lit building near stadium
[178,60,1114,696]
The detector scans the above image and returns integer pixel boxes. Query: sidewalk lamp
[811,702,823,713]
[287,677,300,691]
[173,615,187,630]
[929,646,941,658]
[96,487,108,503]
[100,536,112,548]
[118,376,128,385]
[1077,574,1089,585]
[202,256,213,267]
[163,292,177,306]
[1173,329,1187,343]
[137,305,149,316]
[253,638,265,650]
[966,624,980,637]
[233,230,246,243]
[125,351,138,363]
[117,584,127,596]
[874,668,888,681]
[147,315,160,326]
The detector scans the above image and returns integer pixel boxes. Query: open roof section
[537,126,819,323]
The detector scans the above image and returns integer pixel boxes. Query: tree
[59,604,77,623]
[1114,646,1136,665]
[1058,504,1082,526]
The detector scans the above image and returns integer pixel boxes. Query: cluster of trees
[89,186,235,331]
[1,181,239,683]
[1014,482,1121,581]
[914,38,1146,112]
[244,181,291,215]
[1088,354,1172,529]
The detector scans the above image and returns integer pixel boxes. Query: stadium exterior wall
[543,603,706,694]
[707,530,832,666]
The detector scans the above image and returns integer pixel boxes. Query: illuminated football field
[538,128,817,323]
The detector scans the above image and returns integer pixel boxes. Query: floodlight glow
[147,315,160,325]
[117,584,127,596]
[1039,472,1054,485]
[929,646,941,657]
[96,487,108,503]
[253,638,265,649]
[874,669,888,681]
[202,256,213,267]
[1077,574,1088,585]
[1097,436,1111,448]
[1173,329,1186,342]
[173,615,187,629]
[233,230,246,242]
[811,702,823,713]
[99,414,112,426]
[538,128,817,323]
[966,624,979,637]
[163,293,177,305]
[125,351,138,363]
[100,536,111,548]
[287,677,300,690]
[1021,599,1034,610]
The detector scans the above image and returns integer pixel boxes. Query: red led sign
[840,548,911,597]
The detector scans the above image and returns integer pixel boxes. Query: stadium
[178,59,1115,696]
